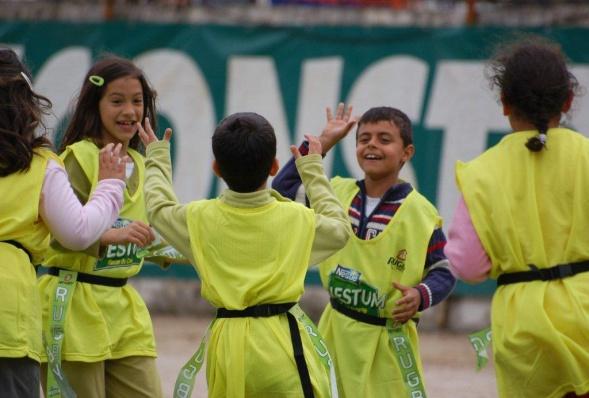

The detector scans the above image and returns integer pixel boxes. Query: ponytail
[525,119,548,152]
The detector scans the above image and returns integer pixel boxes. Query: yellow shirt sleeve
[295,154,351,265]
[144,141,194,262]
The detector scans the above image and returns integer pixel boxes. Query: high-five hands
[98,143,129,181]
[137,118,172,146]
[319,102,358,154]
[290,134,323,159]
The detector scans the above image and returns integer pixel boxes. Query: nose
[121,101,136,116]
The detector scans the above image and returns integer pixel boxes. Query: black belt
[497,260,589,286]
[216,303,314,398]
[330,298,387,326]
[47,267,128,287]
[1,240,33,263]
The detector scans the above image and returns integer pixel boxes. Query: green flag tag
[173,321,213,398]
[386,320,427,398]
[45,270,77,398]
[468,327,492,371]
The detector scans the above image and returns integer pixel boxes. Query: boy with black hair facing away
[139,112,351,397]
[273,104,456,398]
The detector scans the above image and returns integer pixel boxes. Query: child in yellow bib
[37,56,164,398]
[273,104,457,398]
[0,49,127,398]
[445,36,589,398]
[139,112,351,397]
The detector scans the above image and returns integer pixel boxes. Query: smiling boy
[272,104,456,398]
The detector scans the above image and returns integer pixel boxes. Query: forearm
[40,160,125,251]
[445,196,492,282]
[417,261,456,311]
[144,141,194,262]
[272,155,304,201]
[296,154,351,265]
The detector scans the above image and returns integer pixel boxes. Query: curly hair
[487,35,578,152]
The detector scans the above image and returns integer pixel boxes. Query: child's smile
[99,76,144,149]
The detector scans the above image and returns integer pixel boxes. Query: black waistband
[1,240,33,263]
[330,298,387,326]
[216,302,314,398]
[47,267,128,287]
[216,303,296,318]
[497,260,589,286]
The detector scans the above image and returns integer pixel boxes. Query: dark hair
[60,54,157,153]
[356,106,413,147]
[0,48,52,177]
[488,35,578,152]
[212,112,276,193]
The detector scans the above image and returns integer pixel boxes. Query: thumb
[163,128,173,142]
[290,144,301,160]
[392,281,409,293]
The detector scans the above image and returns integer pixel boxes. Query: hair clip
[20,71,33,90]
[89,75,105,87]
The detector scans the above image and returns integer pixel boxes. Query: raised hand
[319,102,357,154]
[100,220,156,248]
[391,282,421,324]
[290,134,323,159]
[98,143,129,181]
[136,117,172,147]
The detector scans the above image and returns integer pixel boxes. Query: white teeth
[365,154,380,159]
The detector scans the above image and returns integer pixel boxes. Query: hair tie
[538,133,547,145]
[89,75,104,87]
[20,71,33,90]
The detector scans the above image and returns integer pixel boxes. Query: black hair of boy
[356,106,413,147]
[0,48,52,177]
[212,112,277,193]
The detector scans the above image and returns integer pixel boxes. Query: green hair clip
[88,75,104,87]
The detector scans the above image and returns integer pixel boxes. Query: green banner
[4,22,589,293]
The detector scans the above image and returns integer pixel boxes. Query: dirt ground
[153,314,498,398]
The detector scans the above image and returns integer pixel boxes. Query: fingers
[326,107,333,122]
[335,102,344,119]
[136,121,150,146]
[126,221,155,247]
[305,134,322,155]
[392,281,408,292]
[163,128,173,142]
[290,145,301,160]
[344,104,353,120]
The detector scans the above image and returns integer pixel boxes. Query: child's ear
[401,144,415,165]
[501,96,511,116]
[562,90,573,112]
[269,158,280,177]
[212,160,222,178]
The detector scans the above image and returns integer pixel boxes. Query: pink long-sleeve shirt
[39,160,124,250]
[445,196,492,283]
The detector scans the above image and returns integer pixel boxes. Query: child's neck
[509,115,561,132]
[364,175,399,198]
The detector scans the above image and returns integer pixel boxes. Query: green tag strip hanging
[468,327,492,371]
[386,320,427,398]
[173,321,213,398]
[45,269,78,398]
[288,304,339,398]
